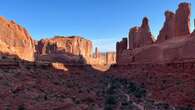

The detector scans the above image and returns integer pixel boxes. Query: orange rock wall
[0,16,35,61]
[37,36,116,65]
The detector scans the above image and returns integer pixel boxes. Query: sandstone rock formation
[90,48,116,65]
[175,2,191,36]
[95,47,100,58]
[128,17,154,49]
[0,16,35,61]
[37,37,116,65]
[116,38,127,62]
[156,11,176,43]
[36,36,92,64]
[106,52,116,64]
[157,2,191,43]
[116,2,193,64]
[37,36,92,57]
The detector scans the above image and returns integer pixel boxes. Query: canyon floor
[0,59,194,110]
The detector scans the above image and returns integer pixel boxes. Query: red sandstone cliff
[37,36,92,57]
[175,3,191,36]
[36,36,93,64]
[116,38,127,63]
[116,2,193,65]
[128,17,154,49]
[157,2,191,43]
[0,16,35,61]
[37,37,116,65]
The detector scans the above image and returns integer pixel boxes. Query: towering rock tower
[175,2,191,36]
[116,38,127,63]
[128,17,154,49]
[157,2,191,43]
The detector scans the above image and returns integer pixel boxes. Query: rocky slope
[0,58,194,110]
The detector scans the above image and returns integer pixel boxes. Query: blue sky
[0,0,194,52]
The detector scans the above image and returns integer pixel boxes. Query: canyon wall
[37,36,93,57]
[36,36,93,64]
[0,16,35,61]
[116,2,193,65]
[36,36,116,65]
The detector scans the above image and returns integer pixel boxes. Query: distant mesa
[116,2,194,64]
[36,36,116,65]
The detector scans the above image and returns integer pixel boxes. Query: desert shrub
[134,87,146,98]
[127,82,146,98]
[106,85,117,95]
[17,104,25,110]
[104,105,114,110]
[105,95,117,105]
[127,82,137,93]
[176,105,193,110]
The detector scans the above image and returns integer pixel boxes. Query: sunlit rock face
[106,52,116,64]
[37,36,116,65]
[0,16,35,61]
[90,49,116,65]
[36,36,93,64]
[37,36,92,57]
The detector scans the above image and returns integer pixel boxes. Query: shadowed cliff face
[128,17,154,49]
[0,17,35,61]
[116,2,193,65]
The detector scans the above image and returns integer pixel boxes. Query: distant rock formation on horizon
[36,36,116,65]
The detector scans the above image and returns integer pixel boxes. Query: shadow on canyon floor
[35,52,88,65]
[0,54,194,110]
